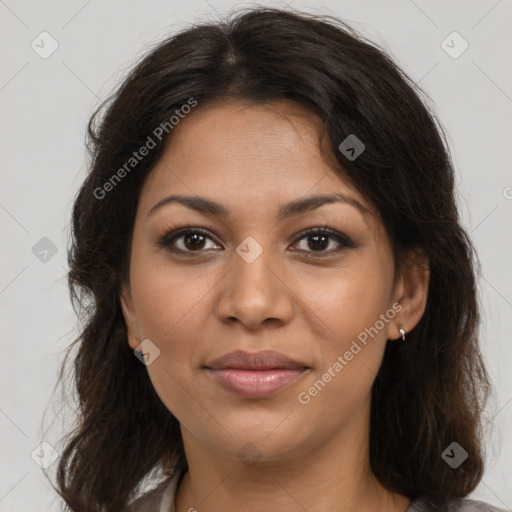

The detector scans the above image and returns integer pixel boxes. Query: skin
[121,99,430,512]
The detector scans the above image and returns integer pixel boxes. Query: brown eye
[158,228,221,253]
[181,232,208,250]
[297,233,333,251]
[290,228,355,257]
[158,226,355,258]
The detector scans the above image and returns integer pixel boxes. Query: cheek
[130,251,212,341]
[298,257,393,343]
[295,255,393,410]
[130,267,205,420]
[293,267,392,432]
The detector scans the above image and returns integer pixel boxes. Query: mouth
[204,350,310,399]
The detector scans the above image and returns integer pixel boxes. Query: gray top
[126,471,509,512]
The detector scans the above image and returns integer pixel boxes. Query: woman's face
[121,99,416,464]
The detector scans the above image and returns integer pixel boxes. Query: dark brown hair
[50,6,492,511]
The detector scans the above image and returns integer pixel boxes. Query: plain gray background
[1,0,511,510]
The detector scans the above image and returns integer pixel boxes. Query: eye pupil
[308,234,329,251]
[185,233,206,250]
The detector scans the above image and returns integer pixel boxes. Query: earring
[398,327,406,341]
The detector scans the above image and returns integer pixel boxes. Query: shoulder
[409,497,509,512]
[448,499,509,512]
[125,473,179,512]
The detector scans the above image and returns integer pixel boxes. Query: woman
[53,7,507,512]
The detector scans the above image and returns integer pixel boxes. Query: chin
[210,413,310,461]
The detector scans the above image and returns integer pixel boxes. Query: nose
[215,241,294,330]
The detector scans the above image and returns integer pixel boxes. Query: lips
[204,350,310,398]
[205,349,308,370]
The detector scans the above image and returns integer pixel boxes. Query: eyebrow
[147,193,369,221]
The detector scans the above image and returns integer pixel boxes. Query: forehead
[157,100,326,176]
[139,99,373,220]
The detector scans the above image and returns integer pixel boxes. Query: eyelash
[157,225,356,259]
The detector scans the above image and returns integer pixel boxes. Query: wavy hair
[51,7,492,511]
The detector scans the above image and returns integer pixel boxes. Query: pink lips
[204,350,309,399]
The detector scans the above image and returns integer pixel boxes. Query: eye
[158,227,221,254]
[290,227,355,257]
[157,226,355,257]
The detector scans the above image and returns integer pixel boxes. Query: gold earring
[398,327,406,341]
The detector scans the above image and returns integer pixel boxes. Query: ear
[120,283,141,351]
[386,248,430,340]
